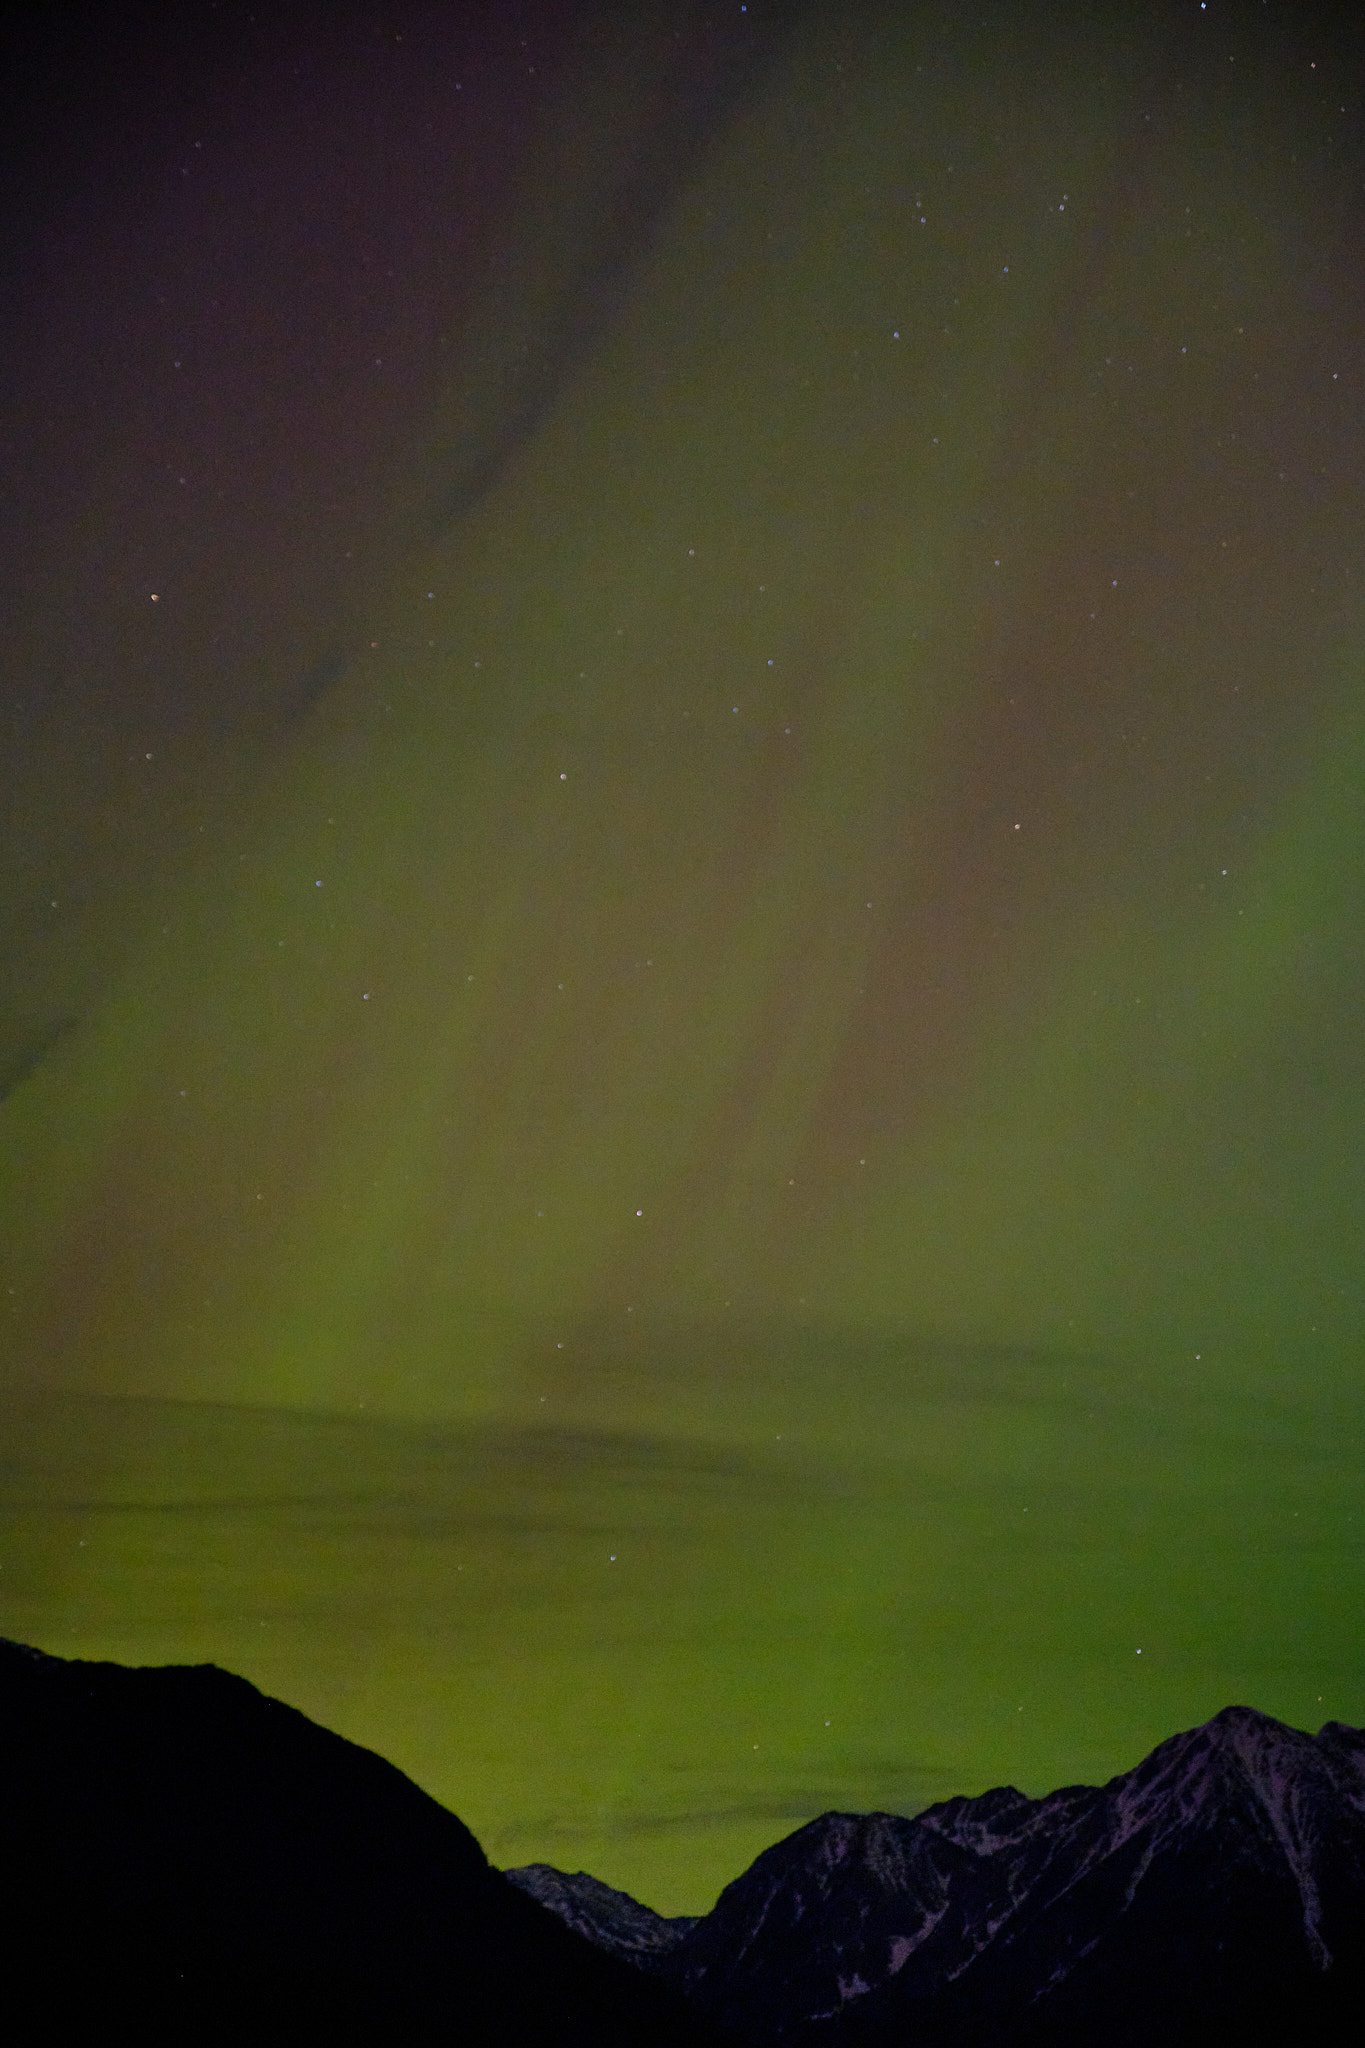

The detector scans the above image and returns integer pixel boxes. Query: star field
[1,0,1362,1912]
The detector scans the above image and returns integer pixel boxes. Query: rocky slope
[507,1861,700,1968]
[9,1632,1360,2043]
[519,1704,1365,2044]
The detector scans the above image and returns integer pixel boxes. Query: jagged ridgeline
[4,1641,1362,2044]
[510,1704,1365,2044]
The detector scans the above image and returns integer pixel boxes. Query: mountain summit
[512,1704,1365,2044]
[4,1636,1360,2043]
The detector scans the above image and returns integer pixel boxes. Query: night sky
[2,0,1363,1912]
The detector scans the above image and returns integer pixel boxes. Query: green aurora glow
[2,4,1362,1912]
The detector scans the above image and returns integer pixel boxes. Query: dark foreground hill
[510,1703,1365,2045]
[0,1638,718,2043]
[7,1637,1363,2045]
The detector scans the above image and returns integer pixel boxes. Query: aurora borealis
[2,1,1363,1911]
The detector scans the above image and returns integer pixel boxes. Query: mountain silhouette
[512,1702,1365,2044]
[7,1636,1362,2043]
[0,1638,718,2043]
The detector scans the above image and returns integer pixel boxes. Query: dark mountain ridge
[511,1702,1365,2044]
[506,1859,702,1968]
[0,1637,717,2043]
[4,1635,1361,2043]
